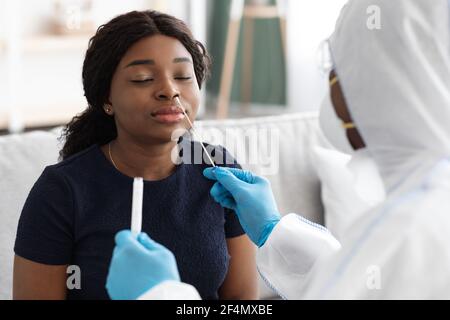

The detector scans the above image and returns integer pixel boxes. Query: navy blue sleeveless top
[14,140,244,300]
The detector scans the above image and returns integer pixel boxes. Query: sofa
[0,112,335,300]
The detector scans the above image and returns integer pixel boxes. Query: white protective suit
[140,0,450,300]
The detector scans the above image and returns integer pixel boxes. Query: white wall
[286,0,347,112]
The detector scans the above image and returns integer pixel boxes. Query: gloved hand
[106,230,180,300]
[203,167,281,247]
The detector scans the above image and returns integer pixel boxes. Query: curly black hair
[59,10,211,160]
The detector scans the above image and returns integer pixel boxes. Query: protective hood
[329,0,450,191]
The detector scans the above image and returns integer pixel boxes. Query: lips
[151,106,186,124]
[151,106,183,116]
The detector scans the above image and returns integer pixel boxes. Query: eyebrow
[173,57,192,64]
[125,59,155,68]
[125,57,192,68]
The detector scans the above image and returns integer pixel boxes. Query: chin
[147,125,189,144]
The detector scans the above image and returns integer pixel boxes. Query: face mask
[347,148,386,206]
[319,92,354,155]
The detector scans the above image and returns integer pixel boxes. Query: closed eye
[131,79,154,83]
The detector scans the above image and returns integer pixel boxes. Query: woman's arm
[219,235,259,300]
[13,255,68,300]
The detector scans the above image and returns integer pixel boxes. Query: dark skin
[329,69,366,150]
[14,35,258,300]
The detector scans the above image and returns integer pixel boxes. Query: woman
[13,10,258,300]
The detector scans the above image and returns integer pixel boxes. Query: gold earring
[105,105,112,114]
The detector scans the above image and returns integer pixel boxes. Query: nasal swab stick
[131,177,143,236]
[175,97,216,167]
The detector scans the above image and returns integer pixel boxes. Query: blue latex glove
[106,230,180,300]
[203,167,281,247]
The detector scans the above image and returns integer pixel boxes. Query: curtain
[206,0,286,107]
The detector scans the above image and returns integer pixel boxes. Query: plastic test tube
[131,177,144,236]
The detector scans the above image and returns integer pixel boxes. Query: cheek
[185,85,201,116]
[110,81,146,113]
[191,94,200,114]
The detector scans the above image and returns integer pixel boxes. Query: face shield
[317,39,355,155]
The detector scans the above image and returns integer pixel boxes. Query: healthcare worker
[106,0,450,299]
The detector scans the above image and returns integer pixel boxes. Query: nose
[155,78,180,101]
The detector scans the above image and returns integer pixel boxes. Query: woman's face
[108,34,200,143]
